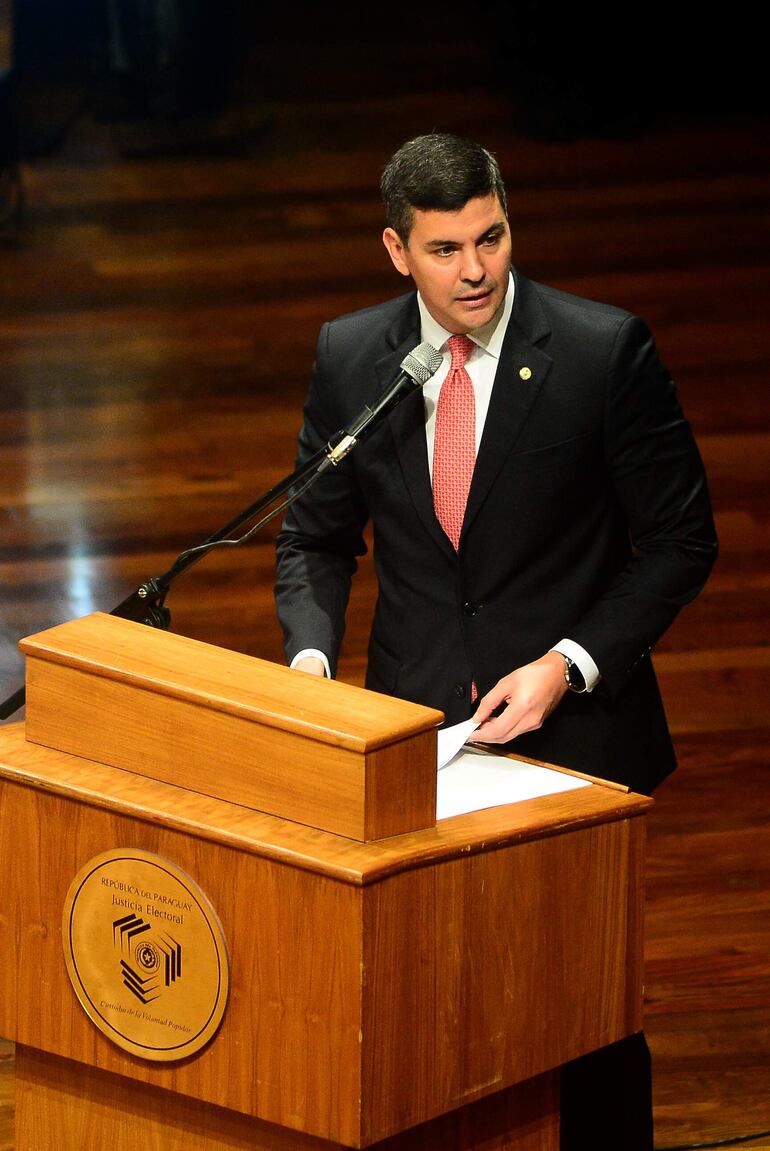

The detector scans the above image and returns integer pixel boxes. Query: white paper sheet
[437,718,480,769]
[436,747,591,820]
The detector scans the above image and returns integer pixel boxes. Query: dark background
[4,0,768,165]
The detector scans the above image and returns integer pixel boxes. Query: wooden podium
[0,613,651,1151]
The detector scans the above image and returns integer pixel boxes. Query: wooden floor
[1,46,769,1151]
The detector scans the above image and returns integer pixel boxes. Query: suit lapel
[461,272,553,542]
[377,297,456,558]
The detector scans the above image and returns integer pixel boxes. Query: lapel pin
[519,366,532,380]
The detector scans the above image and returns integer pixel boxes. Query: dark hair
[380,133,507,243]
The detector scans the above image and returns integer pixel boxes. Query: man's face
[382,193,512,334]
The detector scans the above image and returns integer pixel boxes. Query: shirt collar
[417,271,515,360]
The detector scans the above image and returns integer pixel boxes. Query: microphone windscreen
[400,342,442,385]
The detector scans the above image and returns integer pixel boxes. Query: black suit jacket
[275,270,717,793]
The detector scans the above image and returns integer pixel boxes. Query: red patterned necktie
[433,334,476,550]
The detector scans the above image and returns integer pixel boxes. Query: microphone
[325,341,442,465]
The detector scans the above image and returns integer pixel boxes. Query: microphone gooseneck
[325,341,442,465]
[0,343,444,719]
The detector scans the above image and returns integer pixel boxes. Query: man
[276,132,716,792]
[274,133,717,1148]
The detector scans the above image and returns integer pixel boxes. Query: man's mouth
[458,288,493,305]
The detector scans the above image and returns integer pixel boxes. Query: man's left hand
[472,652,568,744]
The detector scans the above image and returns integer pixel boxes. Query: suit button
[454,684,466,699]
[462,601,479,616]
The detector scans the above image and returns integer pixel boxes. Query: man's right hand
[292,656,327,677]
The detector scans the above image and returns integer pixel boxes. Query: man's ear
[382,227,411,278]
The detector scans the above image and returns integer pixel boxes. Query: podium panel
[0,617,651,1149]
[16,1047,559,1151]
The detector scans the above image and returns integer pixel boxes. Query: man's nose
[460,249,485,283]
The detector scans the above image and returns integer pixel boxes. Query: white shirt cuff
[290,649,331,678]
[550,639,601,692]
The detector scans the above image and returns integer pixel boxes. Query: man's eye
[481,234,501,247]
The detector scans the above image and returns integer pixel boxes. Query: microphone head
[400,341,443,385]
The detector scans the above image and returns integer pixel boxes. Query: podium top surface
[0,722,652,887]
[20,612,443,753]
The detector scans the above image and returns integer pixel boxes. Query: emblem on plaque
[62,849,230,1061]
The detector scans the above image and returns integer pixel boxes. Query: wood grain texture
[360,822,644,1144]
[22,612,442,841]
[1,777,364,1144]
[0,724,651,886]
[0,729,644,1146]
[645,729,770,1148]
[21,613,442,750]
[0,21,768,1146]
[0,1040,10,1151]
[15,1047,558,1151]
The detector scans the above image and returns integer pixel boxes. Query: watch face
[566,659,586,692]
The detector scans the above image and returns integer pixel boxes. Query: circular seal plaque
[62,848,230,1062]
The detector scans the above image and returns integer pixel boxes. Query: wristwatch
[561,655,588,694]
